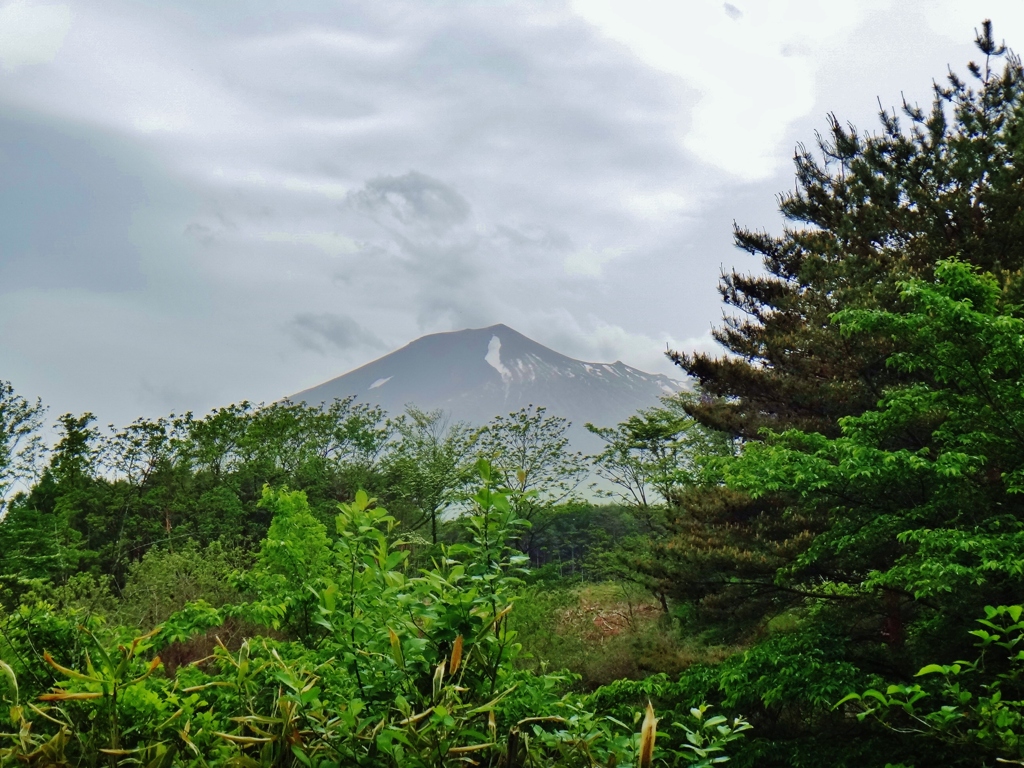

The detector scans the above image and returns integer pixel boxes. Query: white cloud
[621,190,692,221]
[0,5,250,140]
[569,0,893,180]
[0,0,71,71]
[515,309,691,377]
[926,2,1024,44]
[240,28,405,59]
[564,245,625,277]
[206,167,353,200]
[257,230,361,258]
[577,322,721,378]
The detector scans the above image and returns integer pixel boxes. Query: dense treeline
[0,397,604,594]
[0,380,741,766]
[5,20,1024,768]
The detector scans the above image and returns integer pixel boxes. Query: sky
[2,0,1023,428]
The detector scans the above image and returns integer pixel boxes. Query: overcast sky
[1,0,1022,427]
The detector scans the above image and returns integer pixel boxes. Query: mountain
[291,324,687,453]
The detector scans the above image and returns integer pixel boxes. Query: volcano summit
[292,325,686,452]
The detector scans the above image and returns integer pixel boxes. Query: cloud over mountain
[0,0,1009,427]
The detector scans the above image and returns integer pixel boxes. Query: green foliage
[587,394,733,524]
[656,259,1024,763]
[839,605,1024,764]
[0,463,752,766]
[118,542,251,629]
[722,260,1024,602]
[382,406,477,544]
[512,581,718,689]
[674,705,752,768]
[632,33,1024,764]
[0,381,46,519]
[0,620,183,766]
[476,406,592,565]
[0,394,397,591]
[258,487,332,589]
[516,502,639,578]
[477,405,588,512]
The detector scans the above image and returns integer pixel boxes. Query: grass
[512,581,737,689]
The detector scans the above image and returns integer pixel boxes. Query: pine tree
[626,28,1024,765]
[675,21,1024,439]
[643,21,1024,633]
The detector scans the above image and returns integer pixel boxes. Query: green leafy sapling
[838,605,1024,763]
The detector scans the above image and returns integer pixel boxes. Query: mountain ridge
[292,324,687,452]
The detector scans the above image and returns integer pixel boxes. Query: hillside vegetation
[4,21,1024,768]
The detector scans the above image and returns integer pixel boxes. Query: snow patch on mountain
[485,335,512,383]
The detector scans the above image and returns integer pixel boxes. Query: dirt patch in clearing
[558,595,662,642]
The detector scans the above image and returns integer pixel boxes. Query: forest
[4,21,1024,768]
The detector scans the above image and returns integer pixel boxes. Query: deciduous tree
[0,380,46,518]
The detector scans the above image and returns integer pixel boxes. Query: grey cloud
[724,4,743,20]
[0,0,962,430]
[183,211,242,247]
[345,171,487,329]
[347,171,471,233]
[183,222,218,246]
[492,224,572,252]
[138,378,207,415]
[288,313,385,354]
[0,113,154,293]
[0,1,721,429]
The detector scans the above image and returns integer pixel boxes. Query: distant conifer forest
[4,22,1024,768]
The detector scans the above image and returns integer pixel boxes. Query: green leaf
[833,693,862,709]
[863,690,889,705]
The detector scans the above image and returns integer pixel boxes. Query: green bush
[0,463,751,766]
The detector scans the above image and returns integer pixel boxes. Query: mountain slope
[292,324,686,453]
